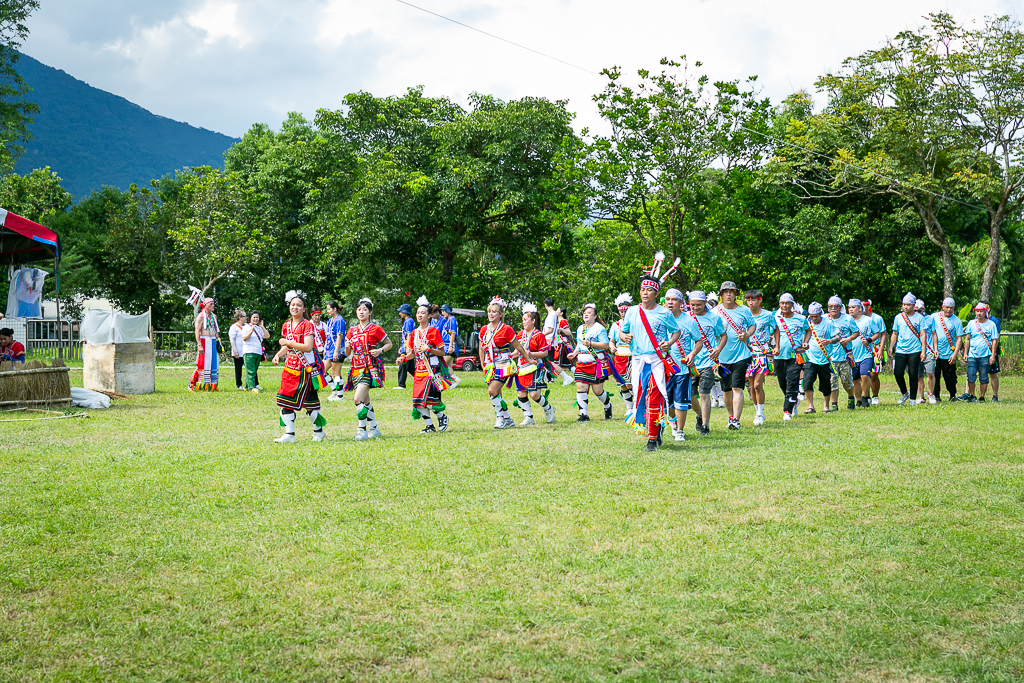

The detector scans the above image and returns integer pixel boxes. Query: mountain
[13,53,239,198]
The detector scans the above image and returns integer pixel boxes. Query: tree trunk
[979,206,1004,304]
[441,248,455,283]
[915,202,955,298]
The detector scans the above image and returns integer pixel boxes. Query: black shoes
[847,397,856,410]
[576,414,590,423]
[437,413,449,432]
[419,425,436,435]
[646,439,658,452]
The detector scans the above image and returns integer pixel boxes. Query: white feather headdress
[186,285,202,306]
[284,289,306,304]
[614,292,633,306]
[522,302,538,313]
[489,295,506,310]
[416,295,430,307]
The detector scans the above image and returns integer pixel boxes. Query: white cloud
[20,0,1021,139]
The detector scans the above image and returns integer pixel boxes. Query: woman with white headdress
[479,296,534,429]
[271,291,327,442]
[397,296,451,434]
[569,302,612,422]
[513,303,555,425]
[608,293,635,416]
[344,297,392,440]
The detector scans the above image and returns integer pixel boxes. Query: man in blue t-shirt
[684,290,725,436]
[774,293,808,420]
[395,303,416,389]
[826,295,860,411]
[848,299,875,408]
[931,296,964,402]
[864,299,887,404]
[959,302,1000,402]
[440,305,459,364]
[888,292,929,405]
[744,290,779,426]
[713,281,755,430]
[914,299,940,403]
[803,302,840,413]
[663,288,704,442]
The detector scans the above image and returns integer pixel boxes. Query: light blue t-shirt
[749,309,778,355]
[620,304,680,356]
[575,322,609,359]
[806,317,838,366]
[892,311,927,355]
[965,319,999,359]
[668,311,703,366]
[918,314,937,358]
[852,315,875,364]
[715,304,755,364]
[931,313,963,360]
[870,313,886,337]
[775,312,807,360]
[609,319,631,354]
[685,310,725,370]
[828,312,859,362]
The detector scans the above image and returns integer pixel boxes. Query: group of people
[190,253,1006,450]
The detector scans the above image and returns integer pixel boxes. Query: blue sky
[21,0,1020,138]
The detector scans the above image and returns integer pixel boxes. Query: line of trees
[1,10,1022,336]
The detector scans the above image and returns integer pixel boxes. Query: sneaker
[674,429,685,442]
[256,385,262,391]
[312,428,325,442]
[645,440,658,452]
[782,411,792,421]
[928,395,937,405]
[561,372,575,387]
[449,375,461,390]
[897,393,909,406]
[695,413,703,429]
[966,395,978,403]
[871,396,879,405]
[494,416,505,429]
[934,396,942,403]
[656,427,663,447]
[575,414,590,423]
[752,415,765,426]
[328,392,343,401]
[502,417,516,429]
[251,388,260,394]
[977,397,986,403]
[368,426,381,439]
[274,433,296,443]
[699,425,710,436]
[604,403,613,420]
[336,394,345,402]
[957,392,973,401]
[908,399,917,405]
[520,416,535,426]
[728,419,740,430]
[847,397,856,410]
[992,396,999,403]
[236,385,244,391]
[543,403,555,423]
[419,424,437,435]
[354,428,368,441]
[949,395,959,403]
[437,413,449,432]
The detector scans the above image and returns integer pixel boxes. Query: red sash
[777,314,807,364]
[938,315,956,356]
[638,307,679,377]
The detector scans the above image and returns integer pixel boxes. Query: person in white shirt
[241,310,268,392]
[228,309,247,390]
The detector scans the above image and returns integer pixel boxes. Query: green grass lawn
[2,367,1022,682]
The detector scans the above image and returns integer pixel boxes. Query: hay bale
[0,358,72,407]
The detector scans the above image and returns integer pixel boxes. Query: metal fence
[26,320,82,360]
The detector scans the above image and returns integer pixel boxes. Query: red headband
[640,277,661,291]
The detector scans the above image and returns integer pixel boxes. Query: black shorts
[990,357,1000,374]
[720,359,750,391]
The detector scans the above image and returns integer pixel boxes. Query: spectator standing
[395,304,416,389]
[989,311,1002,402]
[440,305,459,364]
[228,309,248,390]
[242,310,268,392]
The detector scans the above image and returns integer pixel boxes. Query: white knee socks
[577,392,589,415]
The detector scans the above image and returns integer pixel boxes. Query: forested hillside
[13,53,237,197]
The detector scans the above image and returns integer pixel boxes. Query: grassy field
[1,367,1022,682]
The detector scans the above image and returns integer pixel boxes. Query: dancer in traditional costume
[608,293,635,417]
[479,296,534,429]
[774,293,808,420]
[617,251,682,451]
[889,293,928,405]
[744,290,779,426]
[398,296,451,434]
[345,298,392,440]
[931,297,964,402]
[714,282,755,430]
[569,303,613,422]
[189,297,221,391]
[325,301,347,401]
[514,303,555,425]
[826,295,860,411]
[271,292,327,443]
[0,328,25,362]
[864,299,887,404]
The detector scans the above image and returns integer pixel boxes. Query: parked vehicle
[455,354,482,372]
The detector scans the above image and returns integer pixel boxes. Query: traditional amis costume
[609,293,635,416]
[480,296,533,429]
[345,297,391,441]
[0,329,25,362]
[189,296,220,391]
[400,296,451,434]
[571,302,613,422]
[514,303,555,425]
[274,291,327,443]
[619,251,682,451]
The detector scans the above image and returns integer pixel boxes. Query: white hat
[665,288,684,300]
[794,303,804,315]
[522,302,538,314]
[974,302,990,311]
[828,295,843,307]
[808,302,824,315]
[902,292,916,305]
[915,299,925,310]
[583,302,597,311]
[848,298,862,308]
[779,292,795,304]
[942,297,955,308]
[614,293,633,306]
[689,290,707,301]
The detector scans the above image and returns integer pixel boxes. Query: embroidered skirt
[277,366,321,410]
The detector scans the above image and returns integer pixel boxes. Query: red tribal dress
[481,322,517,387]
[553,318,572,366]
[514,328,549,392]
[276,319,322,411]
[345,323,387,391]
[406,326,446,409]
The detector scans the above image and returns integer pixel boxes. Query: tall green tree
[0,0,39,171]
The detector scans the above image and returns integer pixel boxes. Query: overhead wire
[393,0,985,212]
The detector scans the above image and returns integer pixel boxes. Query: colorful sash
[938,315,957,359]
[900,312,926,354]
[196,336,219,390]
[807,321,839,375]
[778,315,807,364]
[286,320,327,390]
[411,328,453,392]
[638,306,679,377]
[686,307,726,376]
[972,321,996,356]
